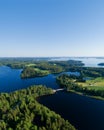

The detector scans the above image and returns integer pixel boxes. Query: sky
[0,0,104,57]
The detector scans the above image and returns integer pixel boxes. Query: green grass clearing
[34,68,50,74]
[78,77,104,91]
[25,63,36,67]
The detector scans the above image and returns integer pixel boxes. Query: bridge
[53,88,65,93]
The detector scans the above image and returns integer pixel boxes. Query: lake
[38,91,104,130]
[0,66,59,92]
[50,57,104,67]
[0,57,104,130]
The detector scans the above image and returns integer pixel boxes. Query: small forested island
[21,67,50,78]
[0,85,75,130]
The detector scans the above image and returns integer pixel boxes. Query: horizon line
[0,56,104,58]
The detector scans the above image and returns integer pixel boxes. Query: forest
[57,74,104,99]
[0,85,75,130]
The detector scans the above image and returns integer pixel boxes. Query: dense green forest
[0,85,75,130]
[57,74,104,98]
[0,58,84,68]
[67,67,104,78]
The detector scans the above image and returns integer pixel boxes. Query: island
[21,67,50,78]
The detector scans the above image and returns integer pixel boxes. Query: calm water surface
[38,91,104,130]
[50,57,104,67]
[0,66,59,92]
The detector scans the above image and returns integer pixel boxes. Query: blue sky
[0,0,104,57]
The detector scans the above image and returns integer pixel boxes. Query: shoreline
[37,88,104,102]
[68,90,104,101]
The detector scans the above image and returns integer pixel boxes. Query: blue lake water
[1,57,104,130]
[0,66,59,92]
[38,91,104,130]
[50,57,104,67]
